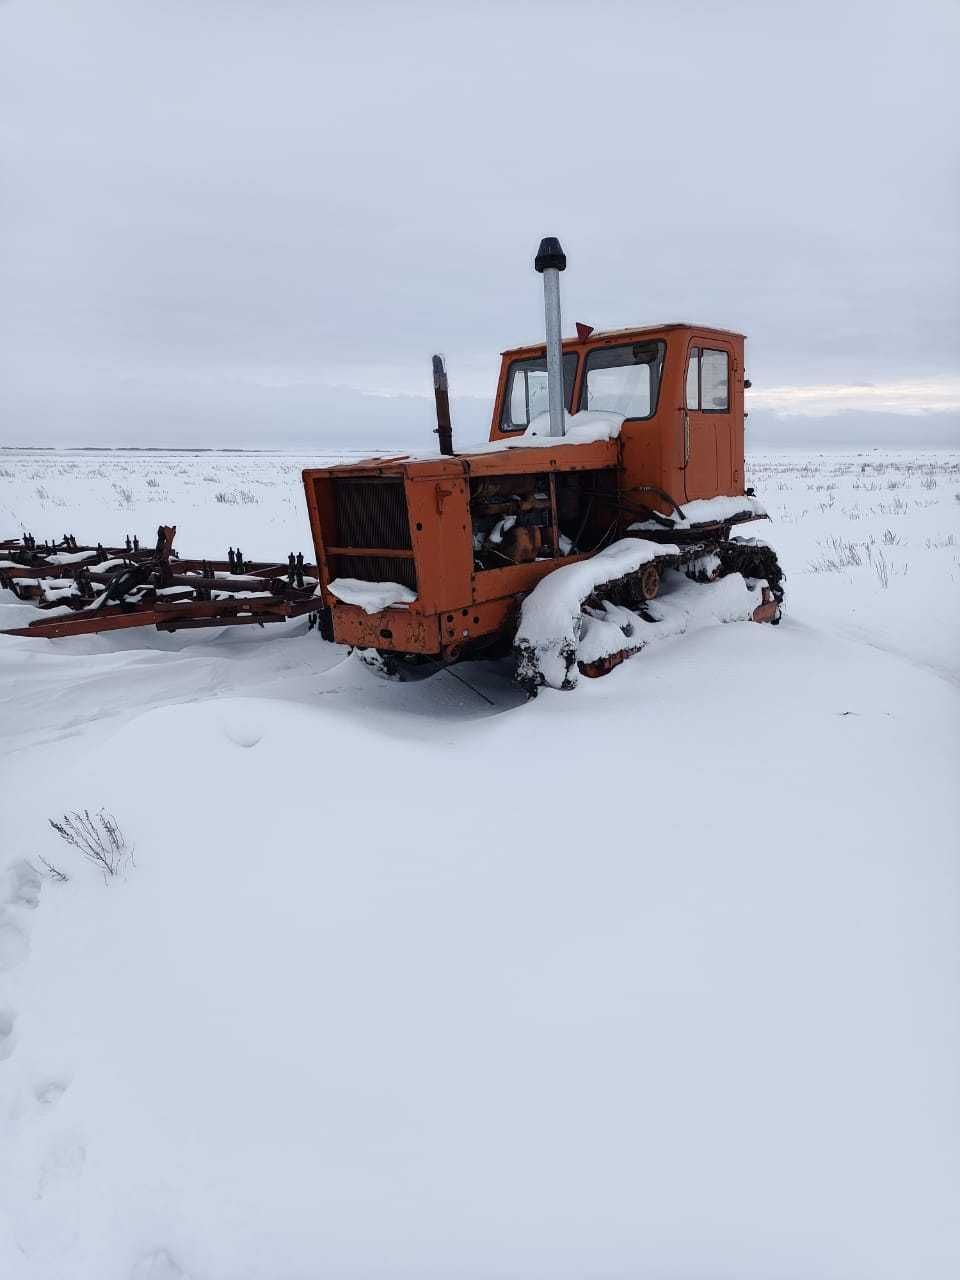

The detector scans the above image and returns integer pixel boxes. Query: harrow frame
[0,527,324,639]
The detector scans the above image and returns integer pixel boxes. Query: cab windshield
[579,341,665,419]
[500,353,578,431]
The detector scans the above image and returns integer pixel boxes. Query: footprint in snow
[219,713,264,749]
[35,1130,86,1198]
[35,1079,69,1106]
[0,861,45,1070]
[0,1008,15,1061]
[3,858,43,909]
[0,859,42,971]
[0,911,29,971]
[130,1247,192,1279]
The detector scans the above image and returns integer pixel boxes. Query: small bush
[48,810,132,880]
[809,536,863,573]
[215,489,258,505]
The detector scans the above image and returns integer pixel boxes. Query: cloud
[0,0,956,446]
[749,377,960,417]
[747,410,959,449]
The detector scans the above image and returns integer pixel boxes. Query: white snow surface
[629,493,769,529]
[575,570,765,669]
[43,549,99,566]
[1,447,960,1279]
[326,577,417,612]
[474,408,625,451]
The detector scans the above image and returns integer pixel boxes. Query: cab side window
[501,353,578,431]
[685,347,700,408]
[685,347,729,412]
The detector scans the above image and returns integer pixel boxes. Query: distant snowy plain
[1,447,959,1279]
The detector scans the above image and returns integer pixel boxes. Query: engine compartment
[469,467,619,571]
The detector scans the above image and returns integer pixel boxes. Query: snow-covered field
[1,447,959,1279]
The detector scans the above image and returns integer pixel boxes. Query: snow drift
[1,448,959,1279]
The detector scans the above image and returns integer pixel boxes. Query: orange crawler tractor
[303,238,783,691]
[1,238,782,682]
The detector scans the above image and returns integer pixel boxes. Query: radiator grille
[331,476,416,590]
[332,553,417,591]
[333,477,412,550]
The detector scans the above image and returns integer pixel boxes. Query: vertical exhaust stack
[432,354,453,455]
[534,236,567,437]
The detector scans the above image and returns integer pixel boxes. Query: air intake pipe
[534,236,567,437]
[432,354,453,455]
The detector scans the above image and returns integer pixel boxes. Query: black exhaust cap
[534,237,566,273]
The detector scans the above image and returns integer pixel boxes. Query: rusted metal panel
[405,473,472,614]
[0,529,321,639]
[436,595,517,653]
[462,441,619,476]
[301,470,336,591]
[470,556,589,606]
[330,604,441,654]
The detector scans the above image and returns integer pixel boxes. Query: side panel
[331,604,441,652]
[438,596,518,652]
[405,474,474,614]
[619,419,679,515]
[471,556,589,606]
[302,468,337,587]
[682,333,743,502]
[731,339,746,492]
[618,333,688,513]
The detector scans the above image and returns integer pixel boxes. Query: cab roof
[501,322,745,357]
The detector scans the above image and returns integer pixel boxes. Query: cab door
[682,339,734,501]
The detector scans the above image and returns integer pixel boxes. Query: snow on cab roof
[501,322,746,356]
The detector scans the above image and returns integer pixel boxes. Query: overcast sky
[1,0,957,447]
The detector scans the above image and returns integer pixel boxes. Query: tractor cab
[489,323,746,504]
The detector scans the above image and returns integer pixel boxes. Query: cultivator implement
[0,527,323,639]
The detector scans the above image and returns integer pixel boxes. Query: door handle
[682,410,690,467]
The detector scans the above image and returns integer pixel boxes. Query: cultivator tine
[0,525,319,639]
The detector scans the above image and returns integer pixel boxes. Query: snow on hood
[471,410,625,453]
[629,494,768,529]
[515,537,679,689]
[327,577,417,613]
